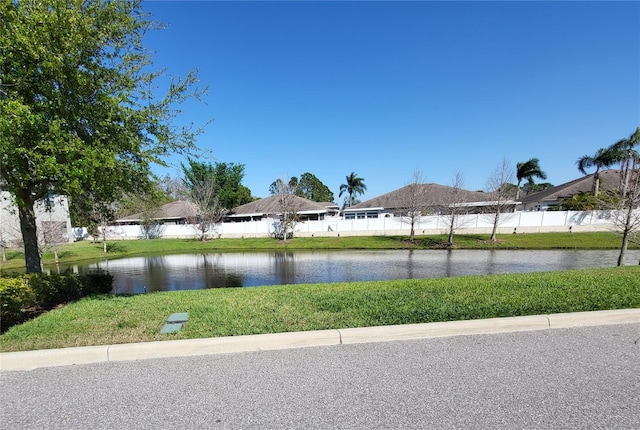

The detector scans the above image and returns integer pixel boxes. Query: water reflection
[70,249,640,295]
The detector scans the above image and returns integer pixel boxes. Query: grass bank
[1,232,635,273]
[1,266,638,352]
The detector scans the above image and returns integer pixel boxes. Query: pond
[63,249,640,294]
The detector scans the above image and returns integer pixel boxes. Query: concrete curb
[1,309,638,371]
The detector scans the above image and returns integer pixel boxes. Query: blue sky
[143,1,639,201]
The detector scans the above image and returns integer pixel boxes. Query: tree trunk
[617,205,634,266]
[448,216,455,245]
[17,200,42,273]
[490,211,500,242]
[620,158,632,198]
[282,210,287,242]
[617,231,628,267]
[408,214,415,242]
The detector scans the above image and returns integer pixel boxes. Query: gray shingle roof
[346,183,490,210]
[520,169,622,204]
[116,200,197,222]
[231,195,328,215]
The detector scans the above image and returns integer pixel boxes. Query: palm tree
[339,172,367,208]
[576,147,617,197]
[606,127,640,266]
[516,158,547,199]
[608,127,640,197]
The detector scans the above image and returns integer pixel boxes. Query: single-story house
[342,183,516,219]
[520,169,623,211]
[114,200,198,225]
[227,195,334,222]
[114,197,338,225]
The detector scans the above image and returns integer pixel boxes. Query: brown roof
[346,183,490,210]
[116,200,197,222]
[520,169,623,204]
[231,195,328,215]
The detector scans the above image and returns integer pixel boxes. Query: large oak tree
[0,0,204,272]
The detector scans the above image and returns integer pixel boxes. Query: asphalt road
[2,323,639,430]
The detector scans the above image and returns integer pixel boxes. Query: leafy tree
[181,159,250,211]
[182,159,215,196]
[212,162,252,210]
[516,158,547,199]
[560,192,601,211]
[236,185,255,206]
[0,0,205,272]
[181,159,252,238]
[339,172,367,208]
[522,182,554,195]
[296,173,335,202]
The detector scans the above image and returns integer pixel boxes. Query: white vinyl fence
[96,209,637,240]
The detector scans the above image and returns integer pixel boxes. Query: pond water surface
[66,249,640,294]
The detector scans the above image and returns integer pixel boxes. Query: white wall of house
[95,209,636,240]
[0,191,74,248]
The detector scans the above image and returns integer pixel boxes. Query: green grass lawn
[1,232,635,273]
[1,232,637,352]
[1,266,638,352]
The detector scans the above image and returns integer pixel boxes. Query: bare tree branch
[272,177,299,241]
[440,171,470,245]
[187,180,224,241]
[485,158,516,241]
[398,169,427,242]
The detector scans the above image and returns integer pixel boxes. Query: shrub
[79,271,113,295]
[0,277,36,331]
[0,271,113,333]
[26,273,83,306]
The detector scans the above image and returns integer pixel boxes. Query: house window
[45,192,56,211]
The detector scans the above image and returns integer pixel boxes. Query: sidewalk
[1,308,638,371]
